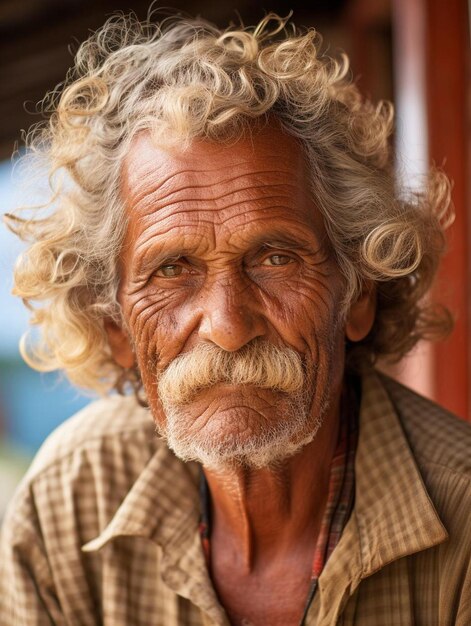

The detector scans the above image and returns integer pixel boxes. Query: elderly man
[1,11,470,626]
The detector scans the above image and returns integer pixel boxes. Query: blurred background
[0,0,470,517]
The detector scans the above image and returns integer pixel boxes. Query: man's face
[111,126,369,468]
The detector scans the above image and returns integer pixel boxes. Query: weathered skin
[106,124,375,626]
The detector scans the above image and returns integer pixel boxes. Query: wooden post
[426,0,470,419]
[392,0,470,419]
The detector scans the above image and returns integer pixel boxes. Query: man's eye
[155,264,183,277]
[261,254,293,267]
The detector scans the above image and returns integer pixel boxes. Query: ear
[104,319,135,369]
[345,282,376,342]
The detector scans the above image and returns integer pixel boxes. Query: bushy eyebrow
[242,225,330,259]
[135,245,196,276]
[133,227,326,277]
[253,232,320,251]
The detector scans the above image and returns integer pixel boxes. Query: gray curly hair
[5,11,453,394]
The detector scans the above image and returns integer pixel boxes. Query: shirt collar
[352,370,448,577]
[82,445,201,553]
[308,370,449,625]
[81,444,227,623]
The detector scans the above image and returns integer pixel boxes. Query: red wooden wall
[345,0,470,420]
[426,0,470,419]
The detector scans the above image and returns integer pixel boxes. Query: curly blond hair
[5,11,453,394]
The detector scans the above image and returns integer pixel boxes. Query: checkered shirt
[1,370,471,625]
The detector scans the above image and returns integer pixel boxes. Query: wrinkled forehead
[119,124,327,240]
[123,124,304,184]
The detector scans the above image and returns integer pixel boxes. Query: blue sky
[0,159,90,455]
[0,160,29,358]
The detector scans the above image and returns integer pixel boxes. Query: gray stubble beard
[154,337,335,470]
[159,377,331,471]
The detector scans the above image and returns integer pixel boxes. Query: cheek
[274,277,346,400]
[258,268,345,353]
[121,293,176,417]
[122,286,197,373]
[123,292,169,357]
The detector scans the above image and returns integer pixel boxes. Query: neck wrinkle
[202,409,340,572]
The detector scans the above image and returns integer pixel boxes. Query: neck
[202,398,341,573]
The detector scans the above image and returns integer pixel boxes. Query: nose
[198,276,267,352]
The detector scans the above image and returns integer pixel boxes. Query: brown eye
[261,254,293,267]
[156,264,183,277]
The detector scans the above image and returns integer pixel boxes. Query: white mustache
[157,340,306,407]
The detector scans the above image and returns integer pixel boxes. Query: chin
[159,391,330,470]
[169,427,321,471]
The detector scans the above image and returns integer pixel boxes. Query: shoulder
[378,376,471,615]
[379,374,471,540]
[2,393,173,552]
[7,393,167,528]
[23,393,158,480]
[379,373,471,477]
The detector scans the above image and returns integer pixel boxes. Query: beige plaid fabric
[1,370,470,625]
